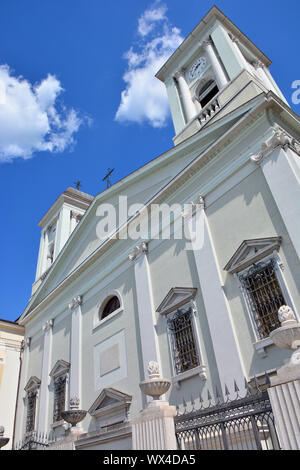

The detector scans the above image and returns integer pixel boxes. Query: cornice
[19,92,300,325]
[250,127,300,164]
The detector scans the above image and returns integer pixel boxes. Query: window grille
[26,391,37,433]
[53,376,66,423]
[239,259,286,339]
[101,296,120,320]
[167,307,200,375]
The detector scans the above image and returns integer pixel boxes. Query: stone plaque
[100,343,120,377]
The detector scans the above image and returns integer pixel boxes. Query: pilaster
[38,320,54,433]
[68,295,83,406]
[250,129,300,261]
[129,243,161,382]
[183,196,245,393]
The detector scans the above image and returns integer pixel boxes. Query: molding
[24,376,41,393]
[128,242,148,262]
[250,127,300,165]
[156,287,197,315]
[88,388,132,423]
[253,337,274,358]
[49,359,70,378]
[224,237,282,274]
[68,295,82,311]
[75,423,132,449]
[172,364,207,389]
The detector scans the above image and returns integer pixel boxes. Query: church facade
[13,6,300,450]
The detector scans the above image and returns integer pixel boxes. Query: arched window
[100,296,120,320]
[197,79,219,108]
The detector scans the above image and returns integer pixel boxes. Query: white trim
[93,290,123,331]
[172,365,208,389]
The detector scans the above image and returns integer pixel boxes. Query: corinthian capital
[128,242,148,262]
[42,319,54,332]
[68,295,83,311]
[202,38,213,49]
[250,128,300,164]
[182,196,205,219]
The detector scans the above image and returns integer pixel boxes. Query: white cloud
[0,65,83,162]
[115,2,183,128]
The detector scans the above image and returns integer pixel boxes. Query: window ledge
[172,364,207,389]
[253,336,274,358]
[93,307,123,332]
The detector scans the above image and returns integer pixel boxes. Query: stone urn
[270,306,300,350]
[139,361,171,400]
[61,397,87,427]
[0,426,9,450]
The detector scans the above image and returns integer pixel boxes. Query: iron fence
[175,376,280,450]
[13,431,58,450]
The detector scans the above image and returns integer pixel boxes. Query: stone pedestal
[132,361,177,450]
[267,306,300,450]
[132,400,177,450]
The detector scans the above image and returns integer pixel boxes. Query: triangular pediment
[157,287,197,315]
[224,237,282,274]
[50,359,70,378]
[88,388,132,418]
[24,376,41,392]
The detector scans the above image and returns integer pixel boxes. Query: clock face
[188,57,207,80]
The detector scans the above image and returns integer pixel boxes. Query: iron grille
[26,391,37,433]
[167,307,200,375]
[239,259,285,339]
[53,376,66,423]
[175,382,280,451]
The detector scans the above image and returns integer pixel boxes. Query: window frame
[93,290,123,331]
[165,300,206,386]
[235,251,297,344]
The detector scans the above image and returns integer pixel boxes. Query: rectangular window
[167,306,200,375]
[26,392,37,433]
[239,259,286,339]
[53,376,66,423]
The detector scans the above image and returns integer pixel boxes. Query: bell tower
[156,6,288,145]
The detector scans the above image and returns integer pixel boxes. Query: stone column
[250,129,300,261]
[174,70,197,122]
[132,361,177,450]
[183,196,245,393]
[203,39,228,89]
[38,320,53,434]
[228,34,252,75]
[267,306,300,450]
[129,243,161,382]
[68,296,83,406]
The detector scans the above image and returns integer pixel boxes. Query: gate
[175,379,280,450]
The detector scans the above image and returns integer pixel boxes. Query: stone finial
[278,305,297,326]
[148,361,160,380]
[70,396,80,410]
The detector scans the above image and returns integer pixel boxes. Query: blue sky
[0,0,299,322]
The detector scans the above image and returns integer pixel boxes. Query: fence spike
[224,383,230,397]
[207,389,212,402]
[191,394,195,408]
[234,379,239,393]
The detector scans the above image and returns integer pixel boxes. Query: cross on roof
[102,168,114,189]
